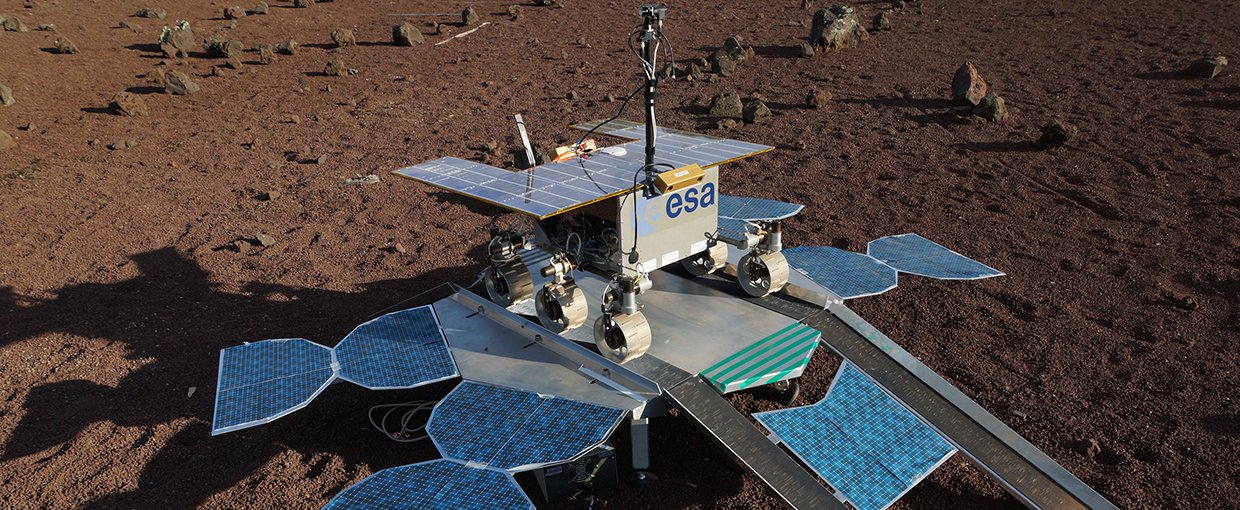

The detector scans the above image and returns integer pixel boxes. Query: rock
[135,7,166,19]
[0,130,14,151]
[743,99,771,124]
[507,5,522,20]
[711,35,753,77]
[187,386,197,398]
[331,28,355,48]
[716,118,740,129]
[565,90,579,100]
[324,58,355,77]
[315,155,328,165]
[163,70,200,95]
[35,23,55,31]
[796,42,816,58]
[806,88,831,108]
[2,14,29,32]
[54,37,80,54]
[801,0,813,8]
[973,92,1008,122]
[108,140,139,150]
[345,174,380,185]
[951,61,988,106]
[158,20,194,58]
[709,92,744,118]
[1076,438,1102,458]
[1035,120,1076,149]
[535,0,562,7]
[0,84,13,106]
[257,44,274,64]
[1168,291,1199,311]
[393,22,423,46]
[462,6,479,25]
[204,36,245,58]
[686,62,704,81]
[255,233,277,247]
[224,6,246,19]
[252,2,269,15]
[258,190,281,201]
[1184,56,1227,79]
[293,0,314,7]
[873,10,893,31]
[224,56,243,69]
[808,5,867,54]
[277,39,299,55]
[393,242,408,254]
[117,21,143,32]
[108,92,149,117]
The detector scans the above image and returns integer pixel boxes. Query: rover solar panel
[323,459,534,510]
[754,362,956,510]
[428,381,627,472]
[335,307,458,390]
[718,194,805,222]
[783,246,899,300]
[212,306,458,435]
[699,322,821,394]
[212,338,337,435]
[867,233,1004,280]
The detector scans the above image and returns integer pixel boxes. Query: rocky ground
[0,1,1236,509]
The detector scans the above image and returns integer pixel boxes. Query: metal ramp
[626,355,847,510]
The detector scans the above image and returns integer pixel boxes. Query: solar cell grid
[783,246,899,300]
[212,338,336,435]
[867,233,1004,280]
[334,306,458,390]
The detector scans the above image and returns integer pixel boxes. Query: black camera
[638,4,667,21]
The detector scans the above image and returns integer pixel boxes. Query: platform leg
[630,417,650,472]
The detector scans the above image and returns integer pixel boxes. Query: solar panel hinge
[767,433,782,445]
[330,361,342,372]
[464,460,488,470]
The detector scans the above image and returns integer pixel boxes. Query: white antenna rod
[515,114,537,169]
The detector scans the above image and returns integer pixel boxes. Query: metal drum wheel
[483,260,534,306]
[535,281,588,332]
[682,243,728,277]
[593,312,652,364]
[737,251,789,297]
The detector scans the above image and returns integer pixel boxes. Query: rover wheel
[737,251,789,297]
[593,311,652,364]
[484,260,533,306]
[681,243,728,277]
[535,281,588,332]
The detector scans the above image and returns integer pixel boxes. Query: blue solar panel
[783,246,899,299]
[717,194,804,221]
[323,459,534,510]
[334,306,458,390]
[716,217,754,239]
[867,233,1003,280]
[754,363,956,510]
[212,338,336,435]
[428,382,626,472]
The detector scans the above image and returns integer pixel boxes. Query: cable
[574,83,643,151]
[368,399,438,442]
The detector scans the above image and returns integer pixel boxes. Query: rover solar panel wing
[392,120,772,219]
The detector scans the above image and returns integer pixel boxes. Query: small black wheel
[776,379,800,406]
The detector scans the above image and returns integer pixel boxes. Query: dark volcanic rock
[709,92,744,118]
[224,6,246,20]
[393,22,423,46]
[159,20,194,58]
[135,7,166,19]
[331,28,355,48]
[324,58,356,77]
[257,44,275,64]
[462,6,479,25]
[507,5,522,20]
[277,39,299,55]
[874,10,893,31]
[109,92,149,117]
[952,61,988,106]
[1,15,29,32]
[973,92,1008,122]
[716,118,740,130]
[204,36,245,58]
[252,2,269,15]
[743,99,772,124]
[1184,56,1227,79]
[1035,120,1077,149]
[808,5,867,53]
[711,36,754,77]
[163,70,200,95]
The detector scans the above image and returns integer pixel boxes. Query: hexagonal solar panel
[334,306,458,390]
[867,233,1004,280]
[322,459,533,510]
[783,246,899,300]
[755,362,956,510]
[718,194,805,221]
[428,381,627,472]
[212,338,336,435]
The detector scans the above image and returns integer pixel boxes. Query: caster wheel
[535,281,588,332]
[484,260,533,306]
[737,251,789,297]
[593,311,652,364]
[775,379,800,406]
[682,243,728,277]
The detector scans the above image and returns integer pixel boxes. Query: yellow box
[653,163,705,193]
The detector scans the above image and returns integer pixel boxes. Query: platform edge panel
[333,305,460,391]
[699,323,821,394]
[805,304,1119,510]
[866,233,1005,280]
[211,338,338,436]
[322,459,535,510]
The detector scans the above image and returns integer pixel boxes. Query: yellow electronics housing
[653,163,705,193]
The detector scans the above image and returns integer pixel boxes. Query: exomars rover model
[210,6,1118,510]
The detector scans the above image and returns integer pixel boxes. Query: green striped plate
[699,322,821,394]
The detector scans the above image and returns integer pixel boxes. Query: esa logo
[664,182,716,218]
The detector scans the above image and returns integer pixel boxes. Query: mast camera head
[638,4,667,21]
